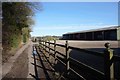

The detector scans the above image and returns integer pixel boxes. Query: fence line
[37,40,120,80]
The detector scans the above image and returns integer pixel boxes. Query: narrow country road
[2,41,56,80]
[2,41,34,79]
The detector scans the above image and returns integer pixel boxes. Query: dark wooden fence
[38,40,120,80]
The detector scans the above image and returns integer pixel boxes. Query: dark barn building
[62,26,120,40]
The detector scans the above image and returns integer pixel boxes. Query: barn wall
[62,28,118,40]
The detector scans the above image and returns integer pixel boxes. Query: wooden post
[48,40,50,56]
[54,40,57,65]
[41,40,44,53]
[45,40,47,54]
[39,39,41,48]
[39,39,40,45]
[43,40,45,54]
[40,39,42,48]
[44,40,45,49]
[42,40,44,49]
[65,40,69,74]
[41,40,43,49]
[49,40,52,62]
[104,42,114,80]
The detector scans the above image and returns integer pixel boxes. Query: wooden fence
[37,40,120,80]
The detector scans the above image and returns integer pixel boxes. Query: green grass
[10,33,21,48]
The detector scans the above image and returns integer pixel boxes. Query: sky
[30,2,118,37]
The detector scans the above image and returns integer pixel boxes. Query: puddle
[33,50,37,56]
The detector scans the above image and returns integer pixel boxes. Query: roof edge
[63,26,120,35]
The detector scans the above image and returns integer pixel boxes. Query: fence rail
[37,40,120,80]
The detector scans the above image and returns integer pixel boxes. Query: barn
[62,26,120,40]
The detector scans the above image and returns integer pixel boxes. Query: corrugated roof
[64,26,120,35]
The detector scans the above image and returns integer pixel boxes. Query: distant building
[62,26,120,40]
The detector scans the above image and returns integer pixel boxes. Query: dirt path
[2,46,29,79]
[2,41,31,79]
[0,43,2,80]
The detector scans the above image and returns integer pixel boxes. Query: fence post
[42,40,44,49]
[39,39,40,45]
[41,40,43,49]
[54,40,57,65]
[65,40,69,75]
[48,40,52,62]
[39,39,41,48]
[40,40,41,50]
[43,40,45,49]
[45,40,48,58]
[42,40,45,54]
[104,42,114,80]
[45,40,46,53]
[48,40,50,59]
[43,40,45,52]
[41,40,44,53]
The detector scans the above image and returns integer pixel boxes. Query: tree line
[2,2,41,51]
